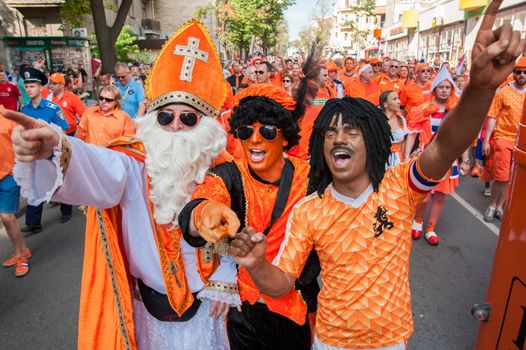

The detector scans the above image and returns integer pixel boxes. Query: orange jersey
[271,72,283,87]
[345,78,380,105]
[287,104,323,160]
[405,81,431,115]
[488,83,525,141]
[275,159,441,348]
[0,115,16,179]
[77,106,135,146]
[49,90,87,134]
[377,76,407,106]
[339,73,355,93]
[192,157,311,324]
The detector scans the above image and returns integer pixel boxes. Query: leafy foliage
[196,0,294,56]
[114,26,140,62]
[60,0,91,30]
[89,26,140,63]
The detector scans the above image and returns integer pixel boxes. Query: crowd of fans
[0,47,523,277]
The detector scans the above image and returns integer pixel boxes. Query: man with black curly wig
[228,1,525,348]
[179,84,319,350]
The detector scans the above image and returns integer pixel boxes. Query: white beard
[136,111,227,227]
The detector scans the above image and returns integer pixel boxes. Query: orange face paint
[240,122,287,182]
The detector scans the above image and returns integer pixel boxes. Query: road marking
[450,192,500,236]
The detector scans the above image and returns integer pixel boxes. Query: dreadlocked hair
[307,97,392,196]
[293,39,323,121]
[230,96,300,150]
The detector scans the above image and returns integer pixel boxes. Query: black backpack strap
[262,159,294,236]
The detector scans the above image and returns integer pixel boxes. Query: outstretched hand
[197,201,240,243]
[229,227,267,270]
[469,0,526,90]
[1,106,60,162]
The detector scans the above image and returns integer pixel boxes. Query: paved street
[0,175,501,349]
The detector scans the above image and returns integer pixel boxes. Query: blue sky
[285,0,319,40]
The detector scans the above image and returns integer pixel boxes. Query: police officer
[19,67,69,233]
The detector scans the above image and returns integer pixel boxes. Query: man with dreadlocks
[179,83,320,349]
[228,1,524,348]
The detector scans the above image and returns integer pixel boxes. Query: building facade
[380,0,526,65]
[330,0,385,57]
[0,0,217,71]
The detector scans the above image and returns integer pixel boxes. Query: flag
[455,52,466,76]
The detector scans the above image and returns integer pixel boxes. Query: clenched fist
[229,227,267,270]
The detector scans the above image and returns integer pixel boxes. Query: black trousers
[227,302,311,350]
[25,202,72,225]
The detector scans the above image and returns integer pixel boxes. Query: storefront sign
[390,27,404,36]
[1,36,88,48]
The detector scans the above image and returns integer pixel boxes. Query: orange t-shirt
[0,115,16,180]
[345,78,380,105]
[339,73,355,93]
[287,104,323,160]
[405,81,431,115]
[488,83,525,141]
[275,159,439,348]
[76,106,135,146]
[271,72,283,88]
[49,90,87,134]
[377,76,407,106]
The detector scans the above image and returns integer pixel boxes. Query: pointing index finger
[0,107,39,129]
[479,0,503,31]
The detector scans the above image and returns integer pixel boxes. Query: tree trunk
[90,0,133,72]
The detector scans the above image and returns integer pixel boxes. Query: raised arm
[419,0,526,180]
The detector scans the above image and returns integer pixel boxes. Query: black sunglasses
[255,70,266,75]
[99,96,115,102]
[157,111,200,127]
[283,79,291,83]
[117,75,127,79]
[514,69,526,75]
[236,125,278,141]
[390,65,400,68]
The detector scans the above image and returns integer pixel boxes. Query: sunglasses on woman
[236,125,278,141]
[283,79,291,83]
[99,96,115,103]
[157,111,200,127]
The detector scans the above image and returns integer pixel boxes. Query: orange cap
[49,73,65,84]
[326,60,339,72]
[233,83,296,111]
[415,63,430,72]
[369,57,380,64]
[515,56,526,69]
[146,19,226,115]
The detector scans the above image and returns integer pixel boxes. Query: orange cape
[78,137,228,350]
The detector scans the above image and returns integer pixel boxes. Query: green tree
[91,26,140,63]
[196,0,294,57]
[60,0,91,30]
[61,0,133,71]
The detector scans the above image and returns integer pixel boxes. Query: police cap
[21,67,48,85]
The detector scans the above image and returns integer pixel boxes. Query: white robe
[14,135,238,350]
